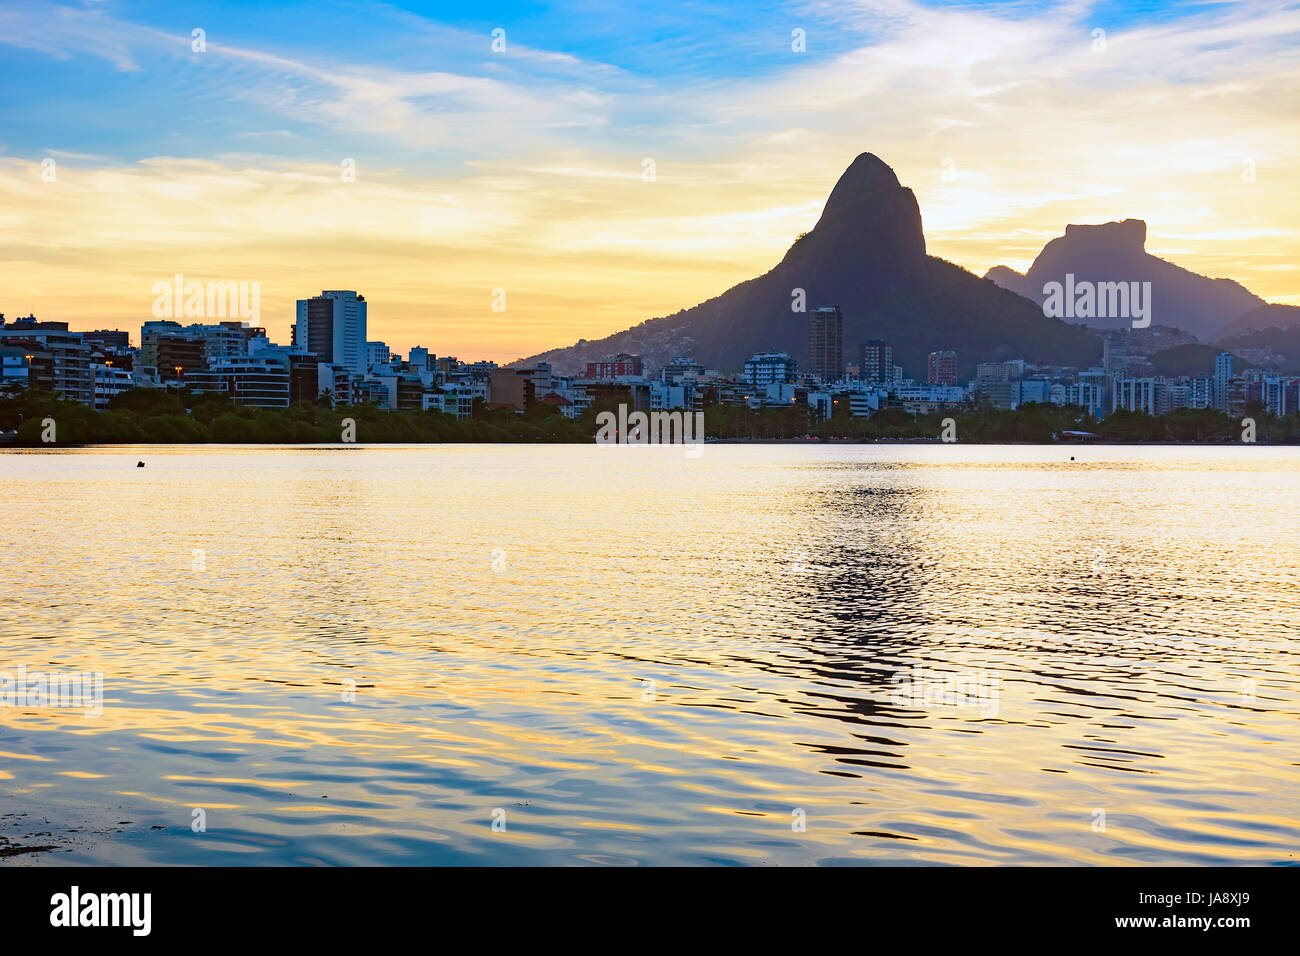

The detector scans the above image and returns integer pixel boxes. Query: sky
[1,0,1298,362]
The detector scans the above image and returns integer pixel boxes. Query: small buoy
[137,461,145,467]
[1069,456,1075,461]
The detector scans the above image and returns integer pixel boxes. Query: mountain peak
[1062,219,1147,252]
[520,151,1095,377]
[804,151,926,262]
[822,152,904,213]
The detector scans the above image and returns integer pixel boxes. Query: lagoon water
[2,444,1298,865]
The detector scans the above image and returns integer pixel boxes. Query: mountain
[1217,303,1300,339]
[984,220,1264,341]
[1149,344,1257,378]
[1216,321,1300,373]
[517,153,1099,379]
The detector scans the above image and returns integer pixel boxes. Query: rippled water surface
[3,444,1298,865]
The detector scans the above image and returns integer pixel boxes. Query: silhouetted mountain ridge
[519,152,1099,378]
[985,220,1264,340]
[1218,304,1300,339]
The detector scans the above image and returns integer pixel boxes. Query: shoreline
[2,438,1296,449]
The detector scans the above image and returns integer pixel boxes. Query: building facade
[927,350,958,387]
[858,340,893,384]
[807,307,843,383]
[185,357,291,408]
[366,341,391,369]
[295,291,367,376]
[585,353,643,380]
[1214,352,1234,411]
[0,319,93,404]
[744,351,798,387]
[91,363,135,410]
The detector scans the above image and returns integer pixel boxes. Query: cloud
[0,0,141,70]
[1,0,1298,356]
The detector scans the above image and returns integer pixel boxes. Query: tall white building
[296,291,367,376]
[1066,382,1103,417]
[1189,377,1213,410]
[744,351,798,387]
[1113,378,1160,415]
[1262,376,1300,416]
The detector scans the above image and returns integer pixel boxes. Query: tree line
[2,387,1295,445]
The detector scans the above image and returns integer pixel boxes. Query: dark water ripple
[2,444,1298,865]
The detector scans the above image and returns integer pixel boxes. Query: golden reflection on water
[2,444,1299,865]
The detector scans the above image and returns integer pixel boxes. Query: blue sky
[2,0,1255,167]
[2,0,1297,359]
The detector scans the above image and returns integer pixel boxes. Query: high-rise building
[1188,377,1212,409]
[1113,377,1162,415]
[366,341,390,369]
[295,291,367,376]
[927,350,958,386]
[1213,352,1234,411]
[1261,376,1300,416]
[744,351,798,387]
[807,306,843,383]
[859,340,893,384]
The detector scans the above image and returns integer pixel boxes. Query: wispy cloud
[1,0,1298,359]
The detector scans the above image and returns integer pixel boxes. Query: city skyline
[2,0,1299,363]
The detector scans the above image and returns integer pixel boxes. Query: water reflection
[1,444,1298,865]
